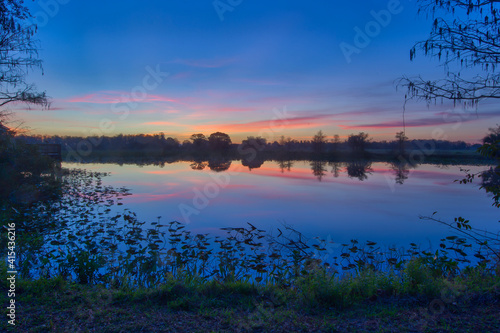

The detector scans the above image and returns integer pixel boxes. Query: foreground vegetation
[3,268,499,332]
[0,168,498,331]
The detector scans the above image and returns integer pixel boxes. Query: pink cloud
[192,114,335,133]
[338,111,496,130]
[339,119,429,129]
[164,109,181,114]
[225,184,256,190]
[214,106,256,113]
[143,121,184,127]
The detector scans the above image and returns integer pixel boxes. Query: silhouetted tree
[278,135,294,151]
[240,136,266,152]
[190,133,208,149]
[482,124,500,160]
[395,131,408,156]
[479,125,500,207]
[400,0,500,107]
[332,134,341,152]
[347,132,370,154]
[182,139,192,150]
[312,130,327,153]
[208,132,232,151]
[164,137,180,152]
[483,125,500,144]
[0,0,48,111]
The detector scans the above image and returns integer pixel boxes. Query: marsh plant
[2,168,498,301]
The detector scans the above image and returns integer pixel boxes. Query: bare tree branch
[0,0,49,114]
[400,0,500,106]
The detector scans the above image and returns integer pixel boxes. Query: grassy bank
[3,264,499,332]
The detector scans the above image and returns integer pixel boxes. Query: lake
[63,159,498,252]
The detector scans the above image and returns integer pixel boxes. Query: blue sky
[12,0,499,142]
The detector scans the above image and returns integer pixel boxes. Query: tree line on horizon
[13,130,481,155]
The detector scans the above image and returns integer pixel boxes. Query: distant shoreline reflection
[66,154,496,185]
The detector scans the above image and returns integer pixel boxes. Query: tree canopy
[208,132,232,151]
[190,133,208,148]
[347,132,370,153]
[400,0,500,107]
[0,0,48,112]
[312,130,327,153]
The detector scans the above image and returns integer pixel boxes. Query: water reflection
[346,160,373,181]
[242,158,265,170]
[63,160,498,249]
[278,159,294,173]
[481,166,500,206]
[329,161,342,178]
[310,160,328,181]
[389,161,411,185]
[74,154,496,187]
[208,159,231,172]
[190,160,207,170]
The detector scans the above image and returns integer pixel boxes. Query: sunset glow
[10,0,497,143]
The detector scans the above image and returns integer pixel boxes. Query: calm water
[64,160,498,249]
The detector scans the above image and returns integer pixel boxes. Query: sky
[9,0,500,143]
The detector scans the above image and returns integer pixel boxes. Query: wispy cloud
[66,91,178,104]
[213,106,256,113]
[169,57,236,68]
[192,114,335,133]
[170,71,193,80]
[12,106,70,112]
[231,78,289,86]
[338,116,471,129]
[142,121,184,127]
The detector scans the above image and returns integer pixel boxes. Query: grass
[2,269,499,332]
